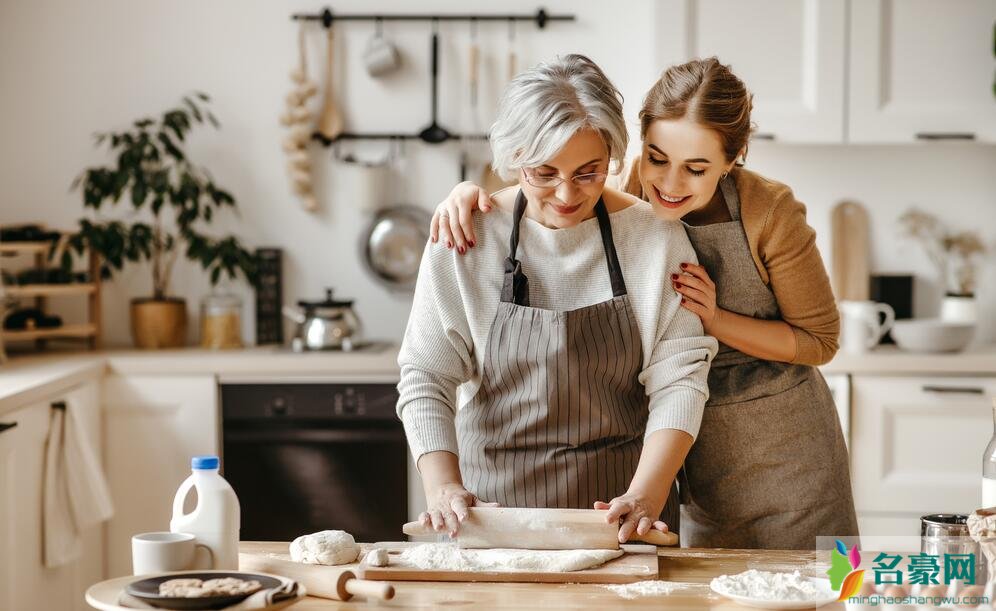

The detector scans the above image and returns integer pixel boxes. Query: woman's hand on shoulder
[430,182,495,254]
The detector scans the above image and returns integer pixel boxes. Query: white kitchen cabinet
[654,0,995,144]
[102,374,219,577]
[654,0,848,142]
[849,0,996,143]
[850,375,996,536]
[0,381,104,611]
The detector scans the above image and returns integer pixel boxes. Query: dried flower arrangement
[898,208,987,296]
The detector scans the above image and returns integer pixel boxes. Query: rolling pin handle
[631,529,679,546]
[402,520,433,536]
[344,578,395,600]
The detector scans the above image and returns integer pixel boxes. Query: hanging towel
[43,399,114,567]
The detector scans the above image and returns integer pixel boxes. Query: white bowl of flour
[710,569,838,609]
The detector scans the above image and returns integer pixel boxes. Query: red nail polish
[469,241,475,248]
[671,274,678,280]
[680,263,688,269]
[446,241,452,248]
[681,299,686,304]
[458,246,465,254]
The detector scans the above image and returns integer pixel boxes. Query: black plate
[125,572,280,610]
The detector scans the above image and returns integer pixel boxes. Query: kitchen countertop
[820,344,996,375]
[239,544,830,609]
[0,345,401,416]
[3,343,995,417]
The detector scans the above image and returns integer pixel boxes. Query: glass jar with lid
[200,293,243,349]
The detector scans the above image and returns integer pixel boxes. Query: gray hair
[489,54,627,181]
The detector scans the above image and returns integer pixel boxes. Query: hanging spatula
[402,507,678,550]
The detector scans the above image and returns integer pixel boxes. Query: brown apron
[678,175,859,549]
[456,191,680,530]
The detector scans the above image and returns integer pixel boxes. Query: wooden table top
[242,543,836,609]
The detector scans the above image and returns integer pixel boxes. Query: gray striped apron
[678,175,858,549]
[456,191,680,530]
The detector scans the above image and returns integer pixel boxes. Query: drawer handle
[915,132,976,141]
[51,401,66,411]
[922,385,985,394]
[0,422,17,434]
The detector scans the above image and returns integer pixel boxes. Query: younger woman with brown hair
[430,57,858,549]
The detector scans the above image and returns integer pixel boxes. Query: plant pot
[940,293,977,324]
[130,298,187,349]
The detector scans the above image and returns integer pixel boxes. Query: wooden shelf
[5,283,96,297]
[0,241,51,255]
[2,324,98,342]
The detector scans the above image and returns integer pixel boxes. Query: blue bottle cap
[191,455,219,470]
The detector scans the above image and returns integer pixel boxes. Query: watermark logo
[827,539,864,601]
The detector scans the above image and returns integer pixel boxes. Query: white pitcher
[169,455,241,570]
[840,300,895,354]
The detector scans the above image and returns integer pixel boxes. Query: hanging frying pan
[360,205,432,291]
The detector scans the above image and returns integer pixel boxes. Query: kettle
[282,288,363,351]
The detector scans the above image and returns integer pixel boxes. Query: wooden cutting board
[830,200,871,301]
[240,541,659,585]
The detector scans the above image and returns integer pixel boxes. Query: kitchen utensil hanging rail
[313,132,488,146]
[291,8,574,29]
[294,7,575,145]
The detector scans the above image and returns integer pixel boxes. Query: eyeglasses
[522,169,608,189]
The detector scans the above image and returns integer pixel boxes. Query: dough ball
[363,547,389,567]
[289,530,360,565]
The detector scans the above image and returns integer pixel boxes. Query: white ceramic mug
[132,532,214,575]
[840,300,895,354]
[363,34,401,77]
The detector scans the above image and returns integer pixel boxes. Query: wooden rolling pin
[239,553,394,602]
[403,507,679,549]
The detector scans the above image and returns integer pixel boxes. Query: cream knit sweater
[397,199,718,463]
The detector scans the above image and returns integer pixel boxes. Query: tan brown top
[617,160,839,366]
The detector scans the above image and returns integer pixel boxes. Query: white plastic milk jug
[169,455,241,569]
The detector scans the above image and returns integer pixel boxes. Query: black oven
[221,383,407,543]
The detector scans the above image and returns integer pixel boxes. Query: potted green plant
[68,93,258,348]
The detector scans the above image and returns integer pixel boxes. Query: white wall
[1,0,994,347]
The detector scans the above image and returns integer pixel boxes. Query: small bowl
[891,319,975,353]
[126,572,280,610]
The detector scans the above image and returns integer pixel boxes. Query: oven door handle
[224,429,405,443]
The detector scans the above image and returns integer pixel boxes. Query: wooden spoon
[316,25,344,141]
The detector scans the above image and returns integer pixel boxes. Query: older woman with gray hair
[397,54,716,542]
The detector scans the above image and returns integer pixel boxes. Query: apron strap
[501,191,531,305]
[719,173,741,221]
[593,198,627,298]
[501,190,627,304]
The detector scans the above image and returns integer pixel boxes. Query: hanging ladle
[417,26,453,144]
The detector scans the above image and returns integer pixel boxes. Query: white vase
[940,294,977,324]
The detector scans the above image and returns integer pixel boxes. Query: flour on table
[604,580,689,599]
[397,543,623,572]
[711,570,828,601]
[289,530,359,565]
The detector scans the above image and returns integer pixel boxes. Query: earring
[721,171,729,179]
